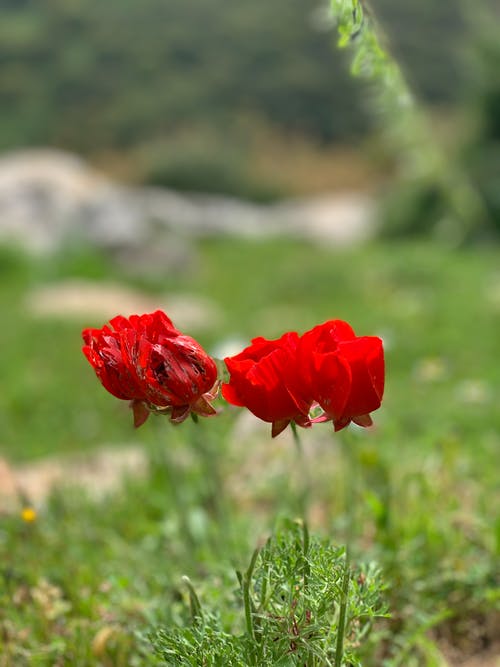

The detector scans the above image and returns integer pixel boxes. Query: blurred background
[0,0,499,467]
[1,0,500,253]
[0,0,499,464]
[0,2,499,664]
[0,0,498,205]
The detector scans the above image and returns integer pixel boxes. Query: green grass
[0,239,499,665]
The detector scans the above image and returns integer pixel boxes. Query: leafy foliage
[152,520,387,666]
[330,0,499,242]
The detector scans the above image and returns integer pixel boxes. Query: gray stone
[0,149,376,263]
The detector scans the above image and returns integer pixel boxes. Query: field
[0,238,499,665]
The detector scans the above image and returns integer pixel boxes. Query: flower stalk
[334,547,351,667]
[291,421,311,520]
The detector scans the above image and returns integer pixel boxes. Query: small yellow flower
[21,507,37,523]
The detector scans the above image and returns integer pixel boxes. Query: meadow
[0,238,498,665]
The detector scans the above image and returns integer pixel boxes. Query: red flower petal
[82,310,218,424]
[312,352,352,421]
[336,336,384,418]
[299,321,384,430]
[222,332,311,426]
[221,382,246,407]
[222,320,384,435]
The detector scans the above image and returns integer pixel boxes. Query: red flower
[82,310,219,427]
[222,320,384,436]
[221,333,312,437]
[299,320,384,431]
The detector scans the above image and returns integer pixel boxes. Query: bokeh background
[0,1,499,665]
[0,0,498,205]
[0,0,499,455]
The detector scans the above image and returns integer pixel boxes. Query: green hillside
[0,0,468,156]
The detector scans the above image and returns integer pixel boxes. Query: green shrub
[152,520,387,666]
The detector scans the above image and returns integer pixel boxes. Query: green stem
[338,426,358,548]
[301,518,310,592]
[290,421,311,520]
[300,519,314,667]
[243,576,255,642]
[240,547,260,663]
[152,421,196,551]
[334,547,351,667]
[331,0,490,242]
[334,428,357,666]
[189,415,232,554]
[182,575,203,624]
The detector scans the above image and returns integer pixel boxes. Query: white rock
[0,148,376,256]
